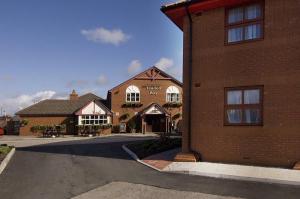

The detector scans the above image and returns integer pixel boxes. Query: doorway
[145,114,166,132]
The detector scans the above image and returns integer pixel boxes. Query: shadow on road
[16,136,156,160]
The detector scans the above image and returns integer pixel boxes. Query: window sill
[224,123,263,127]
[225,37,264,46]
[122,102,143,108]
[163,102,182,108]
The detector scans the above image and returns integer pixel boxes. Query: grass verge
[0,145,13,163]
[127,138,181,159]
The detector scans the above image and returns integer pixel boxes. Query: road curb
[0,148,15,175]
[123,145,300,186]
[122,145,162,172]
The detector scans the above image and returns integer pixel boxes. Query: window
[126,85,140,102]
[226,2,264,44]
[81,115,108,125]
[166,86,180,103]
[224,86,263,125]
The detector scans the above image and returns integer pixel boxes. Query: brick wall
[109,75,183,132]
[19,115,75,136]
[182,0,300,167]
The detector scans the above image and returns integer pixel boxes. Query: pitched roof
[139,103,170,116]
[161,0,253,30]
[109,66,182,92]
[16,93,107,116]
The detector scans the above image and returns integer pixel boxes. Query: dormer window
[126,85,140,102]
[166,86,180,103]
[226,2,264,44]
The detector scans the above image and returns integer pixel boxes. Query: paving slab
[72,182,243,199]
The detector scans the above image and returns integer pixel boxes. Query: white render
[81,101,106,115]
[77,101,111,125]
[145,105,163,115]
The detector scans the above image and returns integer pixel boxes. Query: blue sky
[0,0,182,115]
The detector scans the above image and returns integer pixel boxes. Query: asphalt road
[0,136,299,199]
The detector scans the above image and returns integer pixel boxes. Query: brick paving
[142,148,180,170]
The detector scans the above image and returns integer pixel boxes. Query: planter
[122,102,143,108]
[163,102,182,108]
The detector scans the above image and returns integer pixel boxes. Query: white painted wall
[145,105,163,115]
[81,101,106,115]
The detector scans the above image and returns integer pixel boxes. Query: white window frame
[166,86,180,103]
[126,85,140,103]
[81,115,108,125]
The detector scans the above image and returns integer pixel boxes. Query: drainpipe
[185,3,193,152]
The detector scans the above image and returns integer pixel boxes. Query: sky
[0,0,183,115]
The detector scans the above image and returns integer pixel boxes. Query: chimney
[69,90,79,101]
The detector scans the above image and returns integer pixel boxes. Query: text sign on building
[143,85,162,95]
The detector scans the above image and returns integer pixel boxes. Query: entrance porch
[140,103,170,134]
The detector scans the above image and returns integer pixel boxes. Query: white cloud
[155,57,182,80]
[81,27,130,46]
[96,75,108,86]
[155,57,174,71]
[0,91,67,115]
[128,60,142,75]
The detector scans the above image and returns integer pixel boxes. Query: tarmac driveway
[0,135,299,199]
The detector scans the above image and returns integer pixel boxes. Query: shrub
[119,113,130,121]
[172,113,181,120]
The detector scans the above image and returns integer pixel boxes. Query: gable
[145,105,164,115]
[140,103,170,116]
[135,67,171,80]
[76,101,107,115]
[109,66,182,92]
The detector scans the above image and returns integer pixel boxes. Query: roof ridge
[108,66,182,92]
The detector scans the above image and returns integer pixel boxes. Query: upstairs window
[166,86,180,103]
[126,85,140,102]
[226,2,264,44]
[224,86,263,126]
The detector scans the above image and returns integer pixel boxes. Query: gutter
[185,4,193,152]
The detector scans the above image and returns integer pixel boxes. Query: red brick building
[16,67,183,135]
[16,91,112,136]
[107,66,183,133]
[162,0,300,167]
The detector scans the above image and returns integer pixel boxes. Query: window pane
[245,109,261,123]
[245,24,261,40]
[131,93,135,101]
[228,27,243,43]
[246,4,261,20]
[127,93,131,101]
[227,109,242,124]
[228,7,243,24]
[227,90,242,105]
[244,89,260,104]
[136,93,140,101]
